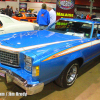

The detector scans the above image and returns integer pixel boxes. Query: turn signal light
[32,66,39,76]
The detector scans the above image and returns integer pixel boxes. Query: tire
[55,60,79,88]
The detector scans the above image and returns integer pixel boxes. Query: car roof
[60,18,100,24]
[21,12,33,14]
[93,18,100,19]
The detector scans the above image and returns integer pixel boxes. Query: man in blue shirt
[81,13,84,19]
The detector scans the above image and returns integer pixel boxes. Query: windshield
[47,20,92,38]
[16,13,23,17]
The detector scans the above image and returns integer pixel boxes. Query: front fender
[62,51,84,71]
[39,50,84,84]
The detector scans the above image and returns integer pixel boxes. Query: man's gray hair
[48,5,53,8]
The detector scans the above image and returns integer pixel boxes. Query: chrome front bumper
[0,67,44,95]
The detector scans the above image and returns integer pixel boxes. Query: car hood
[0,30,85,51]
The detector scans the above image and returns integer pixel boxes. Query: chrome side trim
[0,67,44,95]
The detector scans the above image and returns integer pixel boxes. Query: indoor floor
[0,56,100,100]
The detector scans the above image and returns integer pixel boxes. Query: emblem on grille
[10,59,13,64]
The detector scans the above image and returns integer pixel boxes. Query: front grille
[0,50,19,67]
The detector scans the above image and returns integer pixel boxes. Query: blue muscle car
[0,18,100,95]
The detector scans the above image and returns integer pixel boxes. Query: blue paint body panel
[0,18,100,86]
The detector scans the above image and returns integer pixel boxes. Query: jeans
[39,26,48,30]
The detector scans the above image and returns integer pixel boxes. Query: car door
[91,24,100,57]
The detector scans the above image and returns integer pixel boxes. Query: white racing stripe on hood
[0,39,81,52]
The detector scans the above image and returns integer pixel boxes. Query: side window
[0,21,3,27]
[98,25,100,33]
[92,24,100,38]
[25,14,30,17]
[93,25,98,38]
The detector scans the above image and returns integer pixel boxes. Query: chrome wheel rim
[66,64,77,83]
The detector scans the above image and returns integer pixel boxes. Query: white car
[0,14,39,35]
[93,17,100,22]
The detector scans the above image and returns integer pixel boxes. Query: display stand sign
[19,3,27,12]
[56,0,75,20]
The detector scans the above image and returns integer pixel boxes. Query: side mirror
[97,33,100,38]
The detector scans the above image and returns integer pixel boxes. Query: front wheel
[55,60,79,88]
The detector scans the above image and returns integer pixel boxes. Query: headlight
[25,56,32,63]
[24,55,40,76]
[24,55,32,72]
